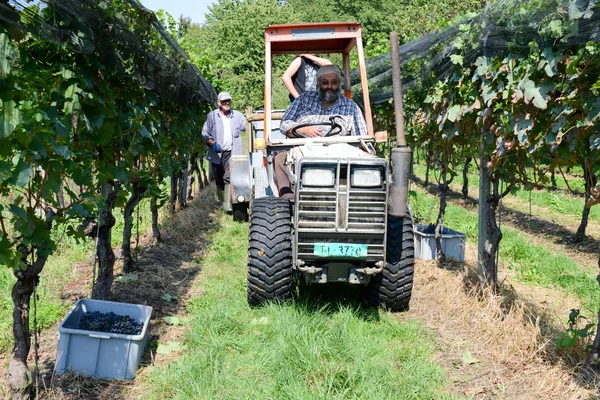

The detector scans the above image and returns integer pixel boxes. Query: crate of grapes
[55,298,152,380]
[413,224,467,262]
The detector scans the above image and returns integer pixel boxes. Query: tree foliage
[183,0,487,109]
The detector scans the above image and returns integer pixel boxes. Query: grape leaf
[13,159,32,187]
[590,134,600,151]
[0,100,20,138]
[54,145,74,160]
[462,351,479,366]
[447,105,461,122]
[519,78,549,109]
[161,293,176,302]
[116,274,138,282]
[163,316,182,325]
[514,119,533,145]
[140,125,152,139]
[450,54,463,66]
[157,341,184,355]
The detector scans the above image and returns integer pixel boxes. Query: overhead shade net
[0,0,217,104]
[352,0,600,105]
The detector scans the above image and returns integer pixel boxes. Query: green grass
[412,163,600,226]
[141,214,450,400]
[409,189,600,313]
[412,148,587,193]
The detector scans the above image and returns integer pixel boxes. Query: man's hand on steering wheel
[289,118,343,138]
[296,126,322,137]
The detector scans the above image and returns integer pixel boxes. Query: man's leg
[220,151,232,212]
[212,161,225,204]
[274,152,294,200]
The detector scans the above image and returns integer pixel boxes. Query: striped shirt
[280,91,368,137]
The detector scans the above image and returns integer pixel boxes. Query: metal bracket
[355,261,385,276]
[285,151,297,185]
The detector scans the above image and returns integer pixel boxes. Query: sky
[139,0,215,24]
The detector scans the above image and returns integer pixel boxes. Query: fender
[229,155,251,205]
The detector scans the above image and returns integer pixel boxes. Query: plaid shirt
[280,91,368,137]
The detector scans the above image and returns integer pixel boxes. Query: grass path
[130,191,596,399]
[136,210,450,400]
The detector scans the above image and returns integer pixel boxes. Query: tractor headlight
[302,168,335,187]
[351,168,381,187]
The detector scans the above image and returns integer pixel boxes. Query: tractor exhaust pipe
[388,31,412,218]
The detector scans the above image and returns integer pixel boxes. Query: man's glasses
[320,80,339,87]
[220,99,231,104]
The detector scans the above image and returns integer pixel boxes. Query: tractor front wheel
[247,198,293,306]
[363,213,414,312]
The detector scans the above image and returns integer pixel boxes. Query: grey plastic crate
[413,225,467,262]
[55,299,152,380]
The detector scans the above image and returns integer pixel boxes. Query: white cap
[217,92,232,101]
[316,64,342,80]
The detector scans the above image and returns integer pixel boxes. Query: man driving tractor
[275,64,369,199]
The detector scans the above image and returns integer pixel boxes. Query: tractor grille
[296,190,337,229]
[295,159,387,263]
[348,190,386,229]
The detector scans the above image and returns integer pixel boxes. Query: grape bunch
[419,223,437,234]
[79,311,143,335]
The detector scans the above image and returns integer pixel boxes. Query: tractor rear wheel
[247,198,293,306]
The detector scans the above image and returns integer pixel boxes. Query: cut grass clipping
[141,213,450,400]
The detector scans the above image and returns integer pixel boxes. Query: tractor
[229,22,414,311]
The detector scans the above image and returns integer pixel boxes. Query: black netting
[0,0,216,104]
[353,0,600,105]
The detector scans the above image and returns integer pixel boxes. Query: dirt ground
[2,186,600,399]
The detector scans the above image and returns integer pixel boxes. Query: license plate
[313,243,368,258]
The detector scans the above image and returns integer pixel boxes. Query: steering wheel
[290,116,344,138]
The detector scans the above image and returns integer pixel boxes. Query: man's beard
[319,86,340,102]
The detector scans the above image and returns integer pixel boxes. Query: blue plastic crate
[413,225,467,262]
[55,299,152,380]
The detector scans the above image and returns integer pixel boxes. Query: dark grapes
[79,311,143,335]
[419,223,437,234]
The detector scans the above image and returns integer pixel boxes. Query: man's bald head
[316,64,342,82]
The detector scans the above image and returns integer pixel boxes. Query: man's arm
[280,95,303,135]
[281,57,302,99]
[236,112,247,132]
[352,103,368,136]
[201,111,216,146]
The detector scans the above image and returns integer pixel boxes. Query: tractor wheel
[232,202,249,222]
[363,213,414,312]
[247,197,293,306]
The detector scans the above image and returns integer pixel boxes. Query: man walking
[202,92,247,210]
